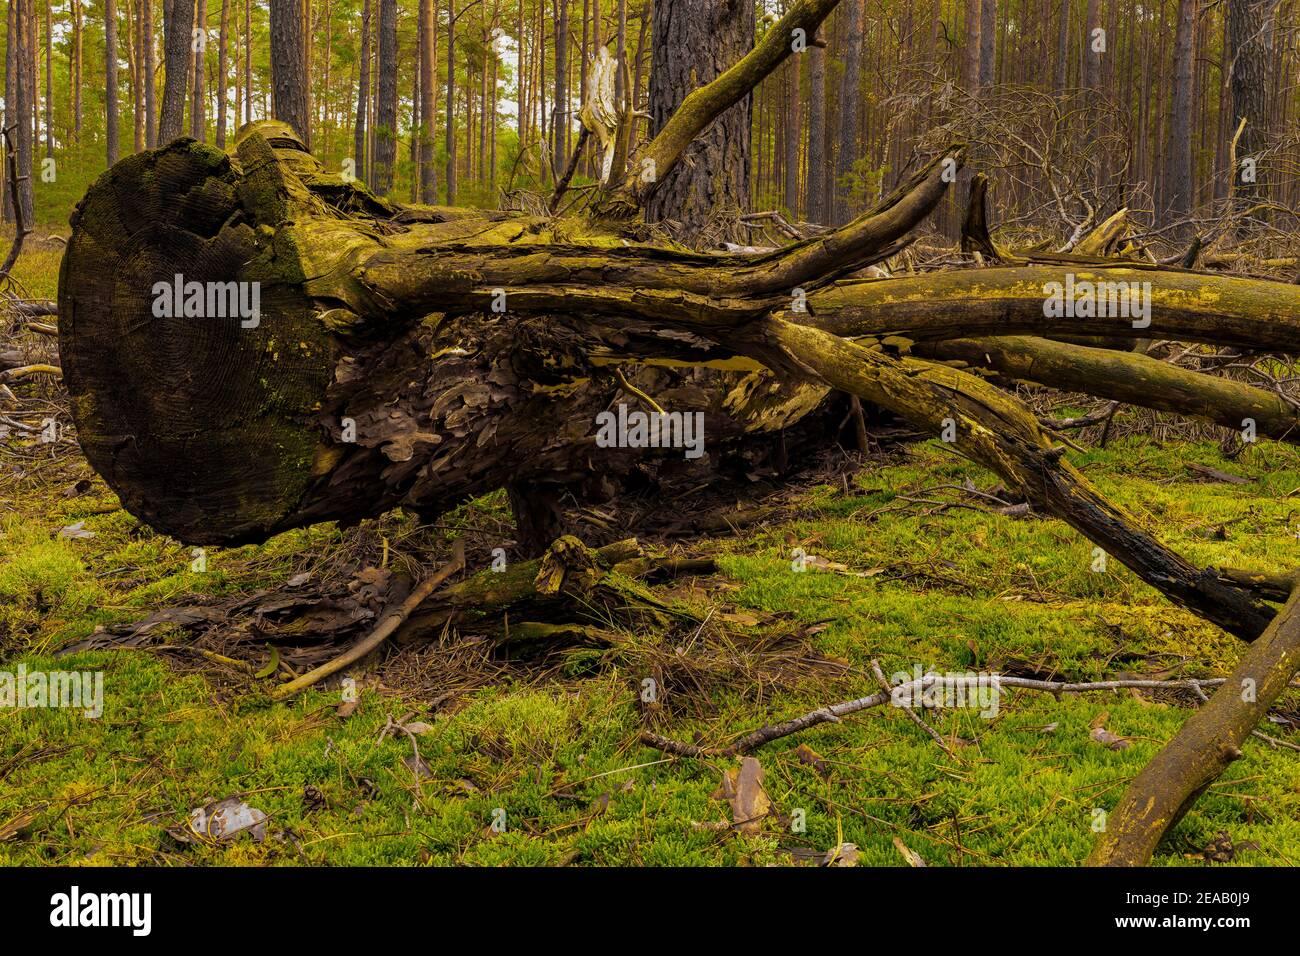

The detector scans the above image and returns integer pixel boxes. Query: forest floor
[3,240,1300,866]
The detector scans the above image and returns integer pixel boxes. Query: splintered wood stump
[56,122,831,546]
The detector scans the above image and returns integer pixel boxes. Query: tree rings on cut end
[58,138,334,544]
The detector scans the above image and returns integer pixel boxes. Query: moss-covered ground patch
[3,431,1299,866]
[4,240,1299,865]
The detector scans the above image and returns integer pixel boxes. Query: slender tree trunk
[106,0,120,164]
[159,0,195,141]
[978,0,995,89]
[1161,0,1195,225]
[373,0,396,192]
[445,0,457,202]
[489,22,497,191]
[243,0,251,123]
[41,0,50,157]
[963,0,981,93]
[4,0,18,221]
[783,43,800,216]
[805,29,825,223]
[418,0,436,201]
[552,0,569,174]
[1083,0,1100,90]
[269,0,310,145]
[1227,0,1271,208]
[321,0,330,155]
[190,0,206,138]
[73,0,83,143]
[144,0,156,147]
[126,0,142,154]
[216,0,229,146]
[1055,0,1069,91]
[831,0,863,224]
[410,34,420,202]
[614,0,626,107]
[355,0,370,182]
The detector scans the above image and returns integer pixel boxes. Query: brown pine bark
[269,0,310,146]
[72,0,82,143]
[243,0,251,123]
[159,0,195,142]
[373,0,396,192]
[190,0,206,139]
[830,0,863,224]
[41,0,49,156]
[1160,0,1195,225]
[418,0,437,201]
[645,0,755,244]
[445,0,461,202]
[106,0,120,164]
[144,0,156,146]
[804,28,826,222]
[216,0,229,146]
[552,0,569,175]
[1227,0,1271,208]
[354,0,370,182]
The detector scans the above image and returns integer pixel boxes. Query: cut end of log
[58,132,333,544]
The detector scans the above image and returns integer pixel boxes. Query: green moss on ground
[3,430,1299,866]
[5,241,1299,865]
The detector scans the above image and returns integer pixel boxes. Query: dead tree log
[56,122,950,548]
[57,0,1300,645]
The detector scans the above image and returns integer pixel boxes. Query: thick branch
[918,336,1300,444]
[804,264,1300,352]
[1087,587,1300,866]
[737,318,1275,640]
[593,0,844,218]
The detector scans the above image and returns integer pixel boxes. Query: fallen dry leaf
[713,756,771,834]
[823,842,860,866]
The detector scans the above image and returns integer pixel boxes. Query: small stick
[0,363,61,384]
[641,674,1300,758]
[271,542,465,700]
[871,659,956,757]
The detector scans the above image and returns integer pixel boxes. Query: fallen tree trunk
[55,122,943,548]
[57,120,1288,641]
[1087,585,1300,866]
[58,0,1300,645]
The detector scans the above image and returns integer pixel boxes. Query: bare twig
[271,541,466,700]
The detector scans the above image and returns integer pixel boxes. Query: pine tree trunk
[418,0,436,201]
[159,0,195,142]
[445,0,457,202]
[645,0,755,244]
[269,0,310,145]
[830,0,863,224]
[216,0,229,146]
[106,0,120,164]
[1161,0,1195,225]
[804,29,825,222]
[190,0,206,139]
[354,0,370,183]
[371,0,395,192]
[1227,0,1270,208]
